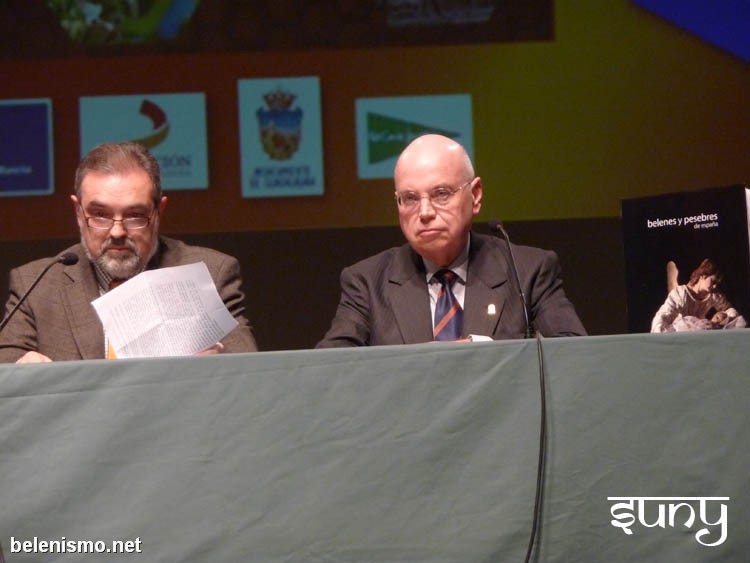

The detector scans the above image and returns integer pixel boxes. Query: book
[621,184,750,333]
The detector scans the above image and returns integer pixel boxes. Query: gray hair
[74,142,162,206]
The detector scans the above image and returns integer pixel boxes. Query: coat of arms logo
[256,89,303,160]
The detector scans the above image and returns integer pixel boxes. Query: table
[1,331,747,561]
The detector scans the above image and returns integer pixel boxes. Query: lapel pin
[487,304,496,315]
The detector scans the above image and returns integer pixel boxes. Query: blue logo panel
[0,99,54,197]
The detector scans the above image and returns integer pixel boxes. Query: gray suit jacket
[0,236,257,362]
[316,232,586,347]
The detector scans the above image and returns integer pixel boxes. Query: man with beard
[0,142,257,363]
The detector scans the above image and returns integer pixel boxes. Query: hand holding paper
[92,262,239,358]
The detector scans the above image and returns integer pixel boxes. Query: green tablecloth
[1,331,747,561]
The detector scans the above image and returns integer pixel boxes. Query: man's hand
[195,342,225,356]
[16,351,53,364]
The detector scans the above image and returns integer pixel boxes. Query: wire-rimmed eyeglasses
[394,180,473,212]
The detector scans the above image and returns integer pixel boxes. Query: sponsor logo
[0,98,54,196]
[238,76,324,198]
[80,93,208,190]
[355,94,472,179]
[256,89,302,161]
[130,99,170,148]
[366,112,459,164]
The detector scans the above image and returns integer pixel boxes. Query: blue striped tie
[433,269,463,341]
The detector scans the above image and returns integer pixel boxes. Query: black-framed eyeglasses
[395,180,473,212]
[80,206,156,231]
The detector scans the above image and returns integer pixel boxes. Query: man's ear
[71,195,83,229]
[471,177,483,215]
[158,196,168,215]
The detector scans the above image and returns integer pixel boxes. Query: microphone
[59,252,79,266]
[0,252,79,333]
[488,219,533,338]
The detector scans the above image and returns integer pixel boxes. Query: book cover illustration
[621,184,749,333]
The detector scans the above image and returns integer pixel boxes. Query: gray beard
[96,249,140,280]
[83,237,142,280]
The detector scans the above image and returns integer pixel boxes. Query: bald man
[316,134,585,347]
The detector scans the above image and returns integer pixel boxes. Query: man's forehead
[79,170,154,197]
[81,167,149,183]
[395,163,464,190]
[82,197,151,209]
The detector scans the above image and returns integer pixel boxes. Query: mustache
[101,236,138,254]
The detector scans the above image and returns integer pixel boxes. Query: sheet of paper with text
[92,262,238,358]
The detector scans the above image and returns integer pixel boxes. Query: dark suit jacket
[0,237,257,362]
[316,232,586,347]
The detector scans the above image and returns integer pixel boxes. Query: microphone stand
[0,253,78,333]
[488,219,534,339]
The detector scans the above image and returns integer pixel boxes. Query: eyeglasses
[80,206,156,231]
[395,180,473,212]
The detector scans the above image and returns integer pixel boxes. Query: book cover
[621,184,750,333]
